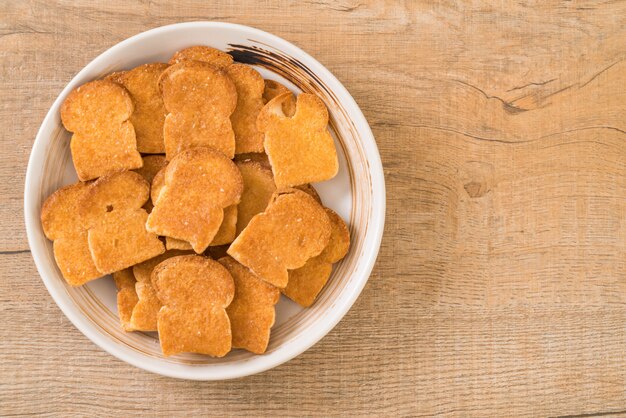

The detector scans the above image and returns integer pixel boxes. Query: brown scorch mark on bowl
[228,42,332,99]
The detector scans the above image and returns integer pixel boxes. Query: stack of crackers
[40,46,350,357]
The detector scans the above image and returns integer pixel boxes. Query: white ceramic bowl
[24,22,385,380]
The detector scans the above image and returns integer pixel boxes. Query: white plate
[24,22,385,380]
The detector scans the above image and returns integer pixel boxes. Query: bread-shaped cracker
[236,160,276,235]
[41,182,102,286]
[107,63,169,153]
[134,155,167,212]
[228,189,331,288]
[164,204,238,250]
[258,92,339,188]
[169,46,233,68]
[150,165,167,205]
[228,64,265,154]
[169,46,266,155]
[234,152,272,171]
[283,208,350,307]
[164,237,191,251]
[79,171,165,274]
[160,61,237,160]
[129,250,190,331]
[210,204,238,245]
[218,256,280,354]
[153,255,235,357]
[134,155,167,185]
[60,80,142,181]
[152,165,238,248]
[146,148,243,253]
[295,183,322,204]
[112,268,138,331]
[262,79,296,117]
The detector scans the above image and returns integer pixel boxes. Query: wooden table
[1,1,624,416]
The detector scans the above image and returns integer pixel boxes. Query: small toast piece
[228,189,331,288]
[60,80,142,181]
[169,46,233,68]
[165,237,191,251]
[262,80,296,117]
[295,183,322,204]
[160,61,237,160]
[169,46,266,154]
[228,64,265,154]
[107,63,169,153]
[234,152,271,171]
[150,166,166,205]
[210,204,238,245]
[41,182,102,286]
[154,168,238,247]
[283,208,350,307]
[80,171,165,274]
[164,206,237,249]
[153,255,235,357]
[236,161,276,235]
[112,268,138,331]
[218,256,280,354]
[258,92,339,188]
[146,148,243,253]
[134,155,168,212]
[129,250,190,331]
[134,155,167,185]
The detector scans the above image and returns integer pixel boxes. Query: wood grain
[1,1,625,416]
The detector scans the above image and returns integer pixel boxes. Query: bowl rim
[24,21,386,380]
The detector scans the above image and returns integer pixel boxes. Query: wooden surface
[1,1,625,416]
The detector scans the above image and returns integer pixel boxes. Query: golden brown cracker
[283,258,331,308]
[227,64,265,154]
[146,148,243,253]
[107,63,169,153]
[235,161,276,235]
[80,170,149,227]
[60,80,142,181]
[130,281,161,331]
[150,166,166,204]
[112,268,138,331]
[228,189,331,288]
[134,155,167,185]
[316,209,350,263]
[234,152,271,171]
[262,80,289,103]
[218,256,280,354]
[156,187,236,246]
[87,209,165,274]
[168,47,267,155]
[153,255,234,357]
[295,183,322,204]
[262,80,296,116]
[135,155,168,212]
[41,182,101,286]
[129,250,190,331]
[283,208,350,307]
[160,61,237,160]
[258,92,339,188]
[80,171,165,274]
[132,250,192,284]
[165,237,192,251]
[163,207,235,250]
[211,204,238,245]
[169,46,233,68]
